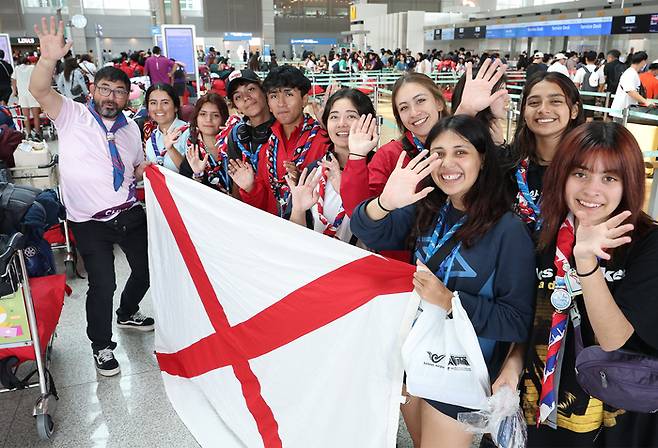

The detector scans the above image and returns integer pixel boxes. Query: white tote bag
[402,293,491,410]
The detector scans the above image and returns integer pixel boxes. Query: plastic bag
[402,292,490,409]
[457,386,527,448]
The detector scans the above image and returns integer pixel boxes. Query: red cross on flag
[143,166,420,448]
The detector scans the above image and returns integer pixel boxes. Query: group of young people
[30,17,658,448]
[141,51,658,447]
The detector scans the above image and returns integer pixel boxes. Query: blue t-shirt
[145,118,190,173]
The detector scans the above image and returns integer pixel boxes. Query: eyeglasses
[97,86,129,98]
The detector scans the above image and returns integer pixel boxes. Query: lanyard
[404,130,425,156]
[151,131,166,165]
[231,123,261,170]
[415,203,466,284]
[194,136,231,193]
[515,158,542,230]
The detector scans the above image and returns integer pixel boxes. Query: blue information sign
[163,26,196,76]
[290,38,337,45]
[486,17,612,39]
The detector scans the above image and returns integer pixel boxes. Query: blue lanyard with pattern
[415,203,466,284]
[231,123,261,170]
[150,131,166,165]
[515,158,542,230]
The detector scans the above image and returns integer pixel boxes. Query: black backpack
[608,61,627,93]
[0,183,40,235]
[580,66,599,92]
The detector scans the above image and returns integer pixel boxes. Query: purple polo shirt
[144,55,174,85]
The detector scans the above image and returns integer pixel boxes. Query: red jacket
[240,116,330,215]
[341,138,411,217]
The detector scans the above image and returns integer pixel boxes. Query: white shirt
[11,64,35,98]
[310,170,353,243]
[79,60,97,82]
[416,59,432,75]
[610,67,641,117]
[573,64,601,89]
[547,61,570,78]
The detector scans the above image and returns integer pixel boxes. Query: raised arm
[29,17,73,119]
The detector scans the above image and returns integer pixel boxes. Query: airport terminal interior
[1,0,658,447]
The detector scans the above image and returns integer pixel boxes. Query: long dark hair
[321,88,376,128]
[63,57,79,82]
[145,83,181,118]
[512,71,584,163]
[539,122,656,254]
[411,115,510,248]
[189,93,229,141]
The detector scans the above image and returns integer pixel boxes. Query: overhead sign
[441,28,454,41]
[151,25,161,36]
[0,34,13,68]
[486,16,612,38]
[10,37,38,45]
[455,26,487,39]
[611,13,658,34]
[290,38,337,45]
[223,32,253,42]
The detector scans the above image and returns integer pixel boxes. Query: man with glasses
[29,17,152,377]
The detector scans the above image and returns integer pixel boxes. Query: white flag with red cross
[143,166,419,448]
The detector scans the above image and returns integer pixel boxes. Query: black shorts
[423,398,476,420]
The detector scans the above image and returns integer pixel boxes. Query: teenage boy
[228,65,330,216]
[29,17,152,377]
[222,69,275,171]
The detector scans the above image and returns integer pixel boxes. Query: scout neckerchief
[515,158,542,230]
[87,100,129,191]
[231,121,265,171]
[266,114,321,209]
[190,133,231,193]
[216,114,242,153]
[142,119,157,143]
[415,202,467,283]
[316,164,346,238]
[150,122,189,166]
[537,213,581,428]
[404,130,425,157]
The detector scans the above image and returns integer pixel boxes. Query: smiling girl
[350,115,536,448]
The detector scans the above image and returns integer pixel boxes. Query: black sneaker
[93,347,121,377]
[117,311,155,331]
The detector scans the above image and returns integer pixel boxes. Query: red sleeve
[368,140,405,198]
[300,131,330,170]
[238,148,278,215]
[341,158,369,217]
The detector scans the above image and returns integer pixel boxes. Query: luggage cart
[10,155,80,279]
[0,233,60,440]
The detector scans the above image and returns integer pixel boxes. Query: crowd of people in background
[1,16,657,447]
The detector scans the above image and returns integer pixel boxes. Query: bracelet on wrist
[349,153,367,158]
[576,260,600,278]
[376,195,393,213]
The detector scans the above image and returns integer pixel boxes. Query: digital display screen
[434,29,442,40]
[454,26,486,39]
[441,28,454,41]
[611,14,658,34]
[0,34,13,67]
[487,17,612,38]
[163,27,196,76]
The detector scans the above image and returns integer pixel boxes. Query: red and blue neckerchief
[189,134,231,193]
[316,165,346,238]
[216,114,242,153]
[515,157,542,230]
[87,100,129,191]
[266,114,321,209]
[404,130,425,157]
[414,202,466,283]
[537,215,575,428]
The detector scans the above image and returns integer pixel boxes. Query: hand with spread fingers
[34,17,73,63]
[164,128,183,151]
[454,58,509,117]
[186,146,208,175]
[311,83,340,126]
[228,159,255,192]
[378,150,441,211]
[412,260,453,310]
[573,210,634,263]
[286,167,321,214]
[348,113,379,159]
